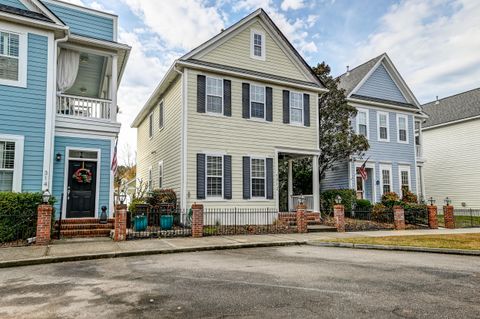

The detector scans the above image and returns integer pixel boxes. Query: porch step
[278,212,321,226]
[54,218,115,238]
[57,223,114,230]
[58,218,115,224]
[307,225,337,232]
[59,229,112,238]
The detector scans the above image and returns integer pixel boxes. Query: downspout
[173,62,187,211]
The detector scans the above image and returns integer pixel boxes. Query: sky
[63,0,480,164]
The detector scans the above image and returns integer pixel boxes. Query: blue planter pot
[160,215,174,230]
[134,215,147,231]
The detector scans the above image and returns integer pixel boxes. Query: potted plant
[146,189,177,230]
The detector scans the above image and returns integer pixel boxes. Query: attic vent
[346,65,350,76]
[435,95,439,105]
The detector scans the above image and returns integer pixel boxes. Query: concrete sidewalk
[1,228,480,268]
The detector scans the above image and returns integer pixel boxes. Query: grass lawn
[325,233,480,250]
[437,215,480,227]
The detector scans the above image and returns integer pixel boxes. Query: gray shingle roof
[337,54,383,95]
[0,4,53,23]
[422,88,480,128]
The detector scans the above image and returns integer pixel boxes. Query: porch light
[299,195,305,205]
[56,152,62,161]
[119,191,127,204]
[42,189,51,204]
[444,197,452,206]
[334,195,342,205]
[427,197,435,206]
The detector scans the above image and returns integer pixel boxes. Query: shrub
[355,199,372,210]
[0,192,56,244]
[146,189,177,207]
[402,191,418,204]
[321,189,356,213]
[128,197,146,213]
[371,203,390,222]
[381,192,401,207]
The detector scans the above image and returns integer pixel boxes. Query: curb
[310,241,480,256]
[0,240,307,269]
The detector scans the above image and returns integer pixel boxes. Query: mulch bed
[322,216,424,232]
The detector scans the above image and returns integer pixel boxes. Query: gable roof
[422,87,480,129]
[181,8,325,88]
[337,53,423,112]
[0,3,52,22]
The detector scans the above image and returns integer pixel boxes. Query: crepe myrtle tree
[314,62,369,183]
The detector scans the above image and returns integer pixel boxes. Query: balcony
[56,94,112,121]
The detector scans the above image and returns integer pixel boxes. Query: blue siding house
[0,0,130,219]
[322,53,427,203]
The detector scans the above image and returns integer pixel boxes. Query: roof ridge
[336,52,385,79]
[422,87,480,106]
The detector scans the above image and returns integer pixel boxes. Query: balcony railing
[291,195,313,211]
[56,93,112,121]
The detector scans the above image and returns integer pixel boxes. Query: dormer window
[250,29,265,60]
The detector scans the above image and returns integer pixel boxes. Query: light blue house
[322,53,427,203]
[0,0,130,219]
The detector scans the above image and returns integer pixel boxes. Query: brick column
[114,204,127,241]
[296,203,307,233]
[393,205,406,230]
[443,205,455,229]
[333,204,345,232]
[192,203,204,238]
[36,204,52,245]
[427,205,438,229]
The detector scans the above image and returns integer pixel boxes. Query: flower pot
[160,215,174,230]
[134,215,147,231]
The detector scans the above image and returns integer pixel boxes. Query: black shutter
[303,93,310,127]
[224,79,231,117]
[243,156,251,199]
[224,155,232,199]
[283,90,290,124]
[242,83,250,119]
[266,158,273,199]
[266,87,273,122]
[196,153,206,199]
[197,75,206,113]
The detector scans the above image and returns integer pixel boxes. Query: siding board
[357,64,408,104]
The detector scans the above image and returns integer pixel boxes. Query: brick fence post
[296,203,307,233]
[427,205,438,229]
[333,204,345,232]
[36,204,52,245]
[443,205,455,229]
[192,203,204,238]
[114,204,127,241]
[393,205,406,230]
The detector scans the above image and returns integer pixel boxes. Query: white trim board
[0,134,24,192]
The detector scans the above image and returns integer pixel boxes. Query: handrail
[56,93,112,120]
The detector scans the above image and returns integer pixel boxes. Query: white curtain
[57,48,80,93]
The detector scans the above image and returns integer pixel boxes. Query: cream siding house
[132,9,326,213]
[421,88,480,207]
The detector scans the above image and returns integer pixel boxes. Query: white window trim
[250,157,266,199]
[158,160,164,189]
[205,154,224,200]
[0,27,27,88]
[158,100,164,130]
[398,165,411,194]
[377,111,390,142]
[148,112,153,139]
[289,91,304,126]
[249,84,266,121]
[250,29,266,60]
[205,76,224,115]
[396,114,409,144]
[379,164,392,195]
[147,166,153,191]
[0,134,24,192]
[356,107,369,139]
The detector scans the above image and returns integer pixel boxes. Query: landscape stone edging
[310,241,480,256]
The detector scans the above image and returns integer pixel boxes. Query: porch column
[312,155,320,213]
[287,159,293,212]
[110,54,118,122]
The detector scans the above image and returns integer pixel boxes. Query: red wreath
[72,168,92,184]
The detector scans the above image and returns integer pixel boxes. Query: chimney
[435,96,439,105]
[346,65,350,76]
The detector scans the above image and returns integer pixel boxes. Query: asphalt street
[1,245,479,318]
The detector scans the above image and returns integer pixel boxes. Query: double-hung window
[357,109,368,138]
[377,112,389,141]
[0,30,26,87]
[206,77,223,114]
[380,165,392,195]
[206,155,223,198]
[148,113,153,138]
[399,166,410,196]
[397,115,408,143]
[251,158,266,198]
[250,85,265,119]
[289,92,303,125]
[251,30,265,60]
[158,161,164,189]
[158,101,164,129]
[0,135,23,192]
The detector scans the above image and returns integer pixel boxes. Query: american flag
[358,158,369,180]
[111,138,118,175]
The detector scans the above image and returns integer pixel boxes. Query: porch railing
[291,195,313,211]
[56,93,112,120]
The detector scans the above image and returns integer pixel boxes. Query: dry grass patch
[325,233,480,250]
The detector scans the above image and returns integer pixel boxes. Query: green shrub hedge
[0,192,56,244]
[321,189,356,214]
